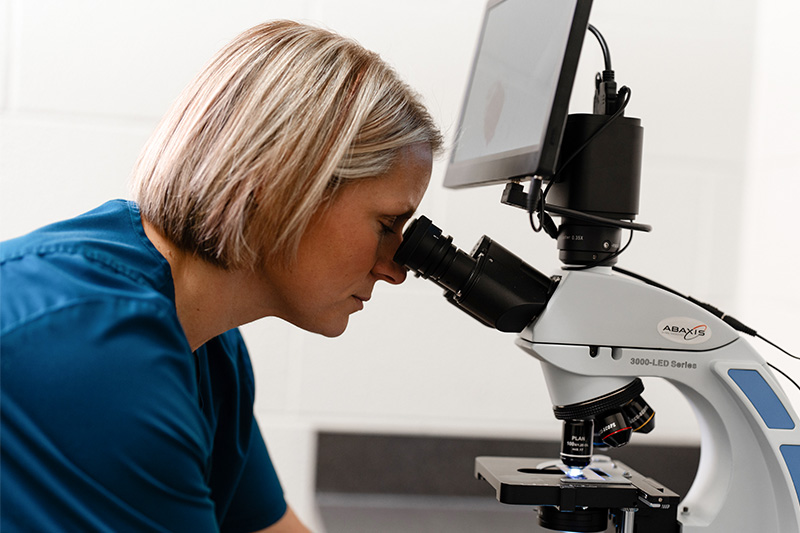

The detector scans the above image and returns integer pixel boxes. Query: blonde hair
[131,20,443,269]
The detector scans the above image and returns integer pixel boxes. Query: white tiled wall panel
[8,0,313,119]
[0,115,149,236]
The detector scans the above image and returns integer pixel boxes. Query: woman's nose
[373,254,408,285]
[373,237,408,284]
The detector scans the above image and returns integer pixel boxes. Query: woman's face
[262,143,433,337]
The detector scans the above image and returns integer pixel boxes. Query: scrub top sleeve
[1,298,219,533]
[219,419,288,533]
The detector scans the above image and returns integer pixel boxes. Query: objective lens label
[657,317,712,345]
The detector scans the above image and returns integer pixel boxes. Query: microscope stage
[475,455,678,511]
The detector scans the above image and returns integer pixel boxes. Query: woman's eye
[379,217,399,235]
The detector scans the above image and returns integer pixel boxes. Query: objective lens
[622,396,655,433]
[594,410,632,448]
[561,419,593,469]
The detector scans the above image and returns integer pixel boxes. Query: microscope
[394,0,800,531]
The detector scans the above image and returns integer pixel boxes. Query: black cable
[544,203,652,232]
[768,363,800,393]
[612,265,749,331]
[527,86,632,234]
[611,266,799,384]
[529,209,542,233]
[759,334,799,360]
[528,178,543,232]
[527,24,634,243]
[550,85,630,186]
[588,24,612,70]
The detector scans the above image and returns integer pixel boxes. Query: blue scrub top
[0,200,287,532]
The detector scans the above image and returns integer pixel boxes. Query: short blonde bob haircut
[131,20,443,270]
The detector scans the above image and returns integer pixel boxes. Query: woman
[0,20,443,532]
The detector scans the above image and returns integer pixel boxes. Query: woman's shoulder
[1,200,176,336]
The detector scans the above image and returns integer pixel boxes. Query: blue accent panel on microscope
[728,369,795,429]
[780,446,800,505]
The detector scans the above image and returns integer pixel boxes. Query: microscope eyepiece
[394,216,557,333]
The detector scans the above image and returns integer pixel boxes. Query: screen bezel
[443,0,593,189]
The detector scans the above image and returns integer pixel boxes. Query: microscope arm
[516,268,800,532]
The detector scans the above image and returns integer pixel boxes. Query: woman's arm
[253,506,310,533]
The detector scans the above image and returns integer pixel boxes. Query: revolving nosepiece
[553,379,655,458]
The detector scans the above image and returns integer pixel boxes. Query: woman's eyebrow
[395,207,417,220]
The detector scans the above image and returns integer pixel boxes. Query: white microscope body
[517,266,800,532]
[396,214,800,531]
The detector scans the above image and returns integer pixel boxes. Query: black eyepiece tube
[394,216,557,333]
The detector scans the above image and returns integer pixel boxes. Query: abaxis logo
[657,317,713,345]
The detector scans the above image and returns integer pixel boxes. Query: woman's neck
[141,219,274,351]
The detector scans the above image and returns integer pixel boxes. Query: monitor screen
[444,0,592,188]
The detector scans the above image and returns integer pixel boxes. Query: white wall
[2,0,798,530]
